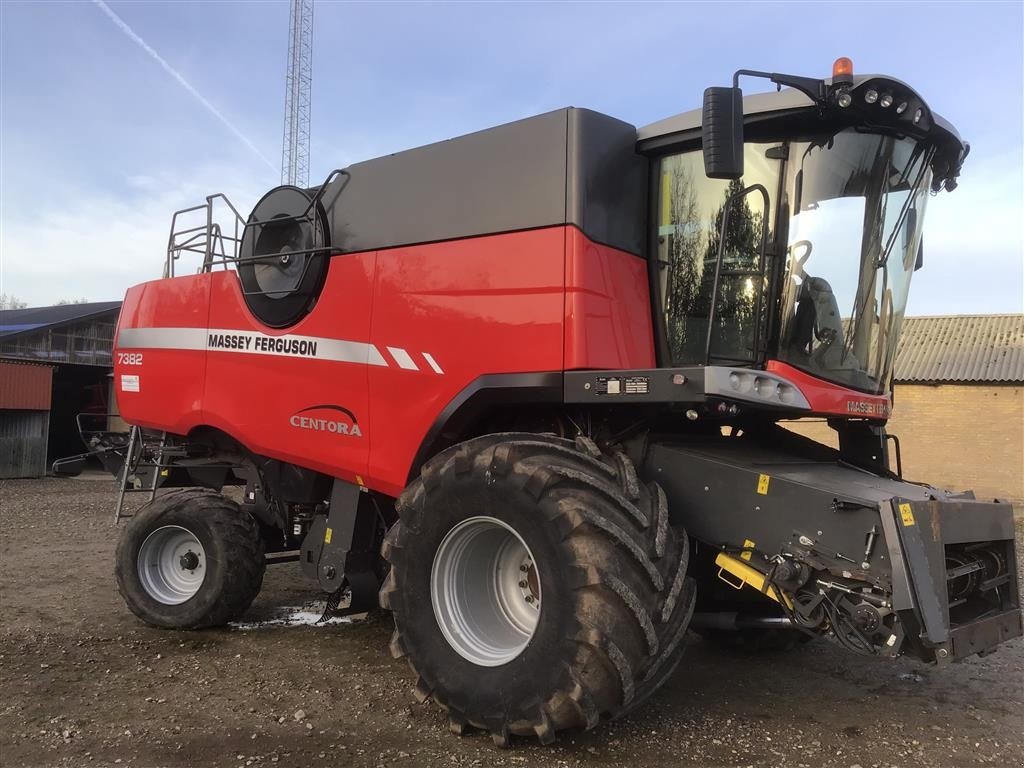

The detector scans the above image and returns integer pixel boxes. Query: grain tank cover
[321,108,647,256]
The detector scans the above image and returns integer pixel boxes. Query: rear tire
[115,489,266,629]
[380,433,696,746]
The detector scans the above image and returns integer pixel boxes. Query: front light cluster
[856,81,929,126]
[726,370,801,406]
[703,367,812,411]
[865,89,897,108]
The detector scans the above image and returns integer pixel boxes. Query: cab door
[654,143,782,367]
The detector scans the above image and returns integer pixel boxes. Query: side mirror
[702,87,744,180]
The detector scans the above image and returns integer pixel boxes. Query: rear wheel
[115,489,266,629]
[380,433,696,746]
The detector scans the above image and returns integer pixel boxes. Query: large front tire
[115,489,266,629]
[380,434,696,746]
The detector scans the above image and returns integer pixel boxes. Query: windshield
[777,129,933,394]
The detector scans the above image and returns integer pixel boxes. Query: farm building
[0,301,122,477]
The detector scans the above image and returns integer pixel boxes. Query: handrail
[163,168,349,281]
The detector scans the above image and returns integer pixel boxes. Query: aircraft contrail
[92,0,278,174]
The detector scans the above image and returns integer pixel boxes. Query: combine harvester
[64,58,1021,745]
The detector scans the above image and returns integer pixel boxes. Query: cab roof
[637,75,962,147]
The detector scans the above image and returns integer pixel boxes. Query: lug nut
[518,581,528,588]
[525,596,534,603]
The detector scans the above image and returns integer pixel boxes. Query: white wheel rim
[430,516,541,667]
[137,525,207,605]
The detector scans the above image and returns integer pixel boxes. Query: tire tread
[382,433,696,745]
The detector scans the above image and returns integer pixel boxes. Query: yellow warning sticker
[899,503,916,527]
[757,474,771,495]
[741,538,756,561]
[324,527,333,544]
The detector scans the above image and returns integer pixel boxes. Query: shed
[0,360,55,478]
[0,301,122,474]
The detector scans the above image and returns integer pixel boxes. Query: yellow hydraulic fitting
[715,552,792,608]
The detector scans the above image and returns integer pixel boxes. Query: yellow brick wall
[784,384,1024,504]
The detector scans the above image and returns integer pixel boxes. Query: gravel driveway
[1,476,1021,768]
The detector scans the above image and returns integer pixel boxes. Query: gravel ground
[1,476,1022,768]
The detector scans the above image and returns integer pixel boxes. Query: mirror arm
[733,69,827,105]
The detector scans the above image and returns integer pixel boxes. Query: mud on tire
[115,489,266,629]
[380,433,696,746]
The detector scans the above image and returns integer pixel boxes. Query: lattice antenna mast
[281,0,313,187]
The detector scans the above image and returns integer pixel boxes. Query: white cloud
[0,167,265,305]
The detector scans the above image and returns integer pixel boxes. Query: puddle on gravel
[230,604,357,630]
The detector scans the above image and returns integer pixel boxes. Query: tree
[664,163,704,362]
[701,178,768,361]
[0,294,28,310]
[56,298,91,305]
[704,177,766,270]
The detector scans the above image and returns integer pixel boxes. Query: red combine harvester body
[117,225,655,497]
[72,62,1020,747]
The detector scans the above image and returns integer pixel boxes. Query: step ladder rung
[114,426,168,524]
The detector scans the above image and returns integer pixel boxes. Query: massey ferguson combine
[78,59,1021,745]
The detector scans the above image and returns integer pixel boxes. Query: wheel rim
[430,516,541,667]
[137,525,207,605]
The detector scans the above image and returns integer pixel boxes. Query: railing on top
[164,194,247,279]
[163,169,350,280]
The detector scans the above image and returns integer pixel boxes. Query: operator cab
[639,58,967,398]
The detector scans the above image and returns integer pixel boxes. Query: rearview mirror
[702,87,744,180]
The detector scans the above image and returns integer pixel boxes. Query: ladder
[113,426,169,524]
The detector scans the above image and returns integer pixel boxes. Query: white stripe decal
[118,327,388,366]
[386,346,419,371]
[118,327,208,350]
[422,352,444,375]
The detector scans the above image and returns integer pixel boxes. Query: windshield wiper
[877,146,935,269]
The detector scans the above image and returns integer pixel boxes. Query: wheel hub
[179,551,200,571]
[430,516,541,667]
[137,525,207,605]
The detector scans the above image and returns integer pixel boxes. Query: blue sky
[1,0,1021,315]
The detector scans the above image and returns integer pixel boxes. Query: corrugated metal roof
[894,314,1024,383]
[0,301,121,339]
